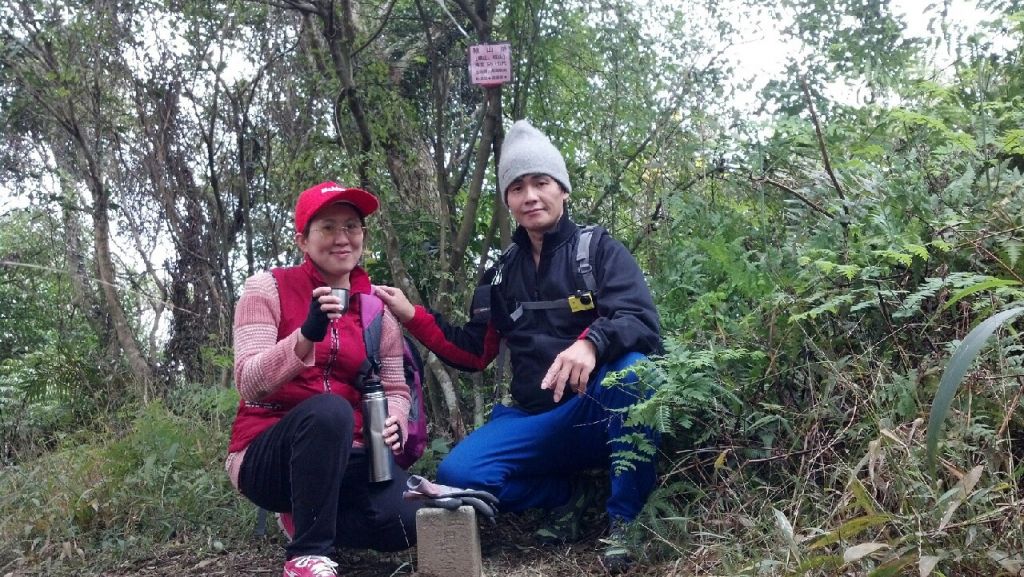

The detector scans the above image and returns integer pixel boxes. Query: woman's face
[295,202,366,285]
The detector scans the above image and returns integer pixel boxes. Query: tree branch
[801,77,850,223]
[353,0,399,57]
[758,176,836,221]
[450,0,487,36]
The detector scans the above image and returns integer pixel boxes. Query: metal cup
[331,287,350,313]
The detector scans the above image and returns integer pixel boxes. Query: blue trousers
[437,353,657,521]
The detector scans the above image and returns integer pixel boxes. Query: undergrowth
[620,307,1024,575]
[618,112,1024,572]
[0,385,249,576]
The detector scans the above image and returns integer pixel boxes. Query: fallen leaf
[843,542,888,563]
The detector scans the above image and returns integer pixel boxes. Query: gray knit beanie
[498,120,572,205]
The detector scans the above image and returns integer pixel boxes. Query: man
[375,119,661,572]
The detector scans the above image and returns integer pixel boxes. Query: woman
[225,182,419,577]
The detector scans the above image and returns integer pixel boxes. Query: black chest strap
[501,226,602,321]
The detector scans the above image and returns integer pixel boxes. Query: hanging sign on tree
[468,43,511,87]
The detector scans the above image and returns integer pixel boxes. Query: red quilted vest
[227,259,372,453]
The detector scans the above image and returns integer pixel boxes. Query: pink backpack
[359,292,427,469]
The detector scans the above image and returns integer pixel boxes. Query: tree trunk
[86,170,156,397]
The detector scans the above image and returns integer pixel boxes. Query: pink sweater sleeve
[380,308,412,443]
[233,272,313,401]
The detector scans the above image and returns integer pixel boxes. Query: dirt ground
[78,513,683,577]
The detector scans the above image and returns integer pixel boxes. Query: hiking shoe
[535,478,593,545]
[282,555,338,577]
[599,519,634,575]
[277,512,295,542]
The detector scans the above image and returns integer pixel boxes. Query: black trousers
[239,394,420,559]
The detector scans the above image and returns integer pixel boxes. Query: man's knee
[593,353,649,396]
[436,454,472,487]
[605,352,648,377]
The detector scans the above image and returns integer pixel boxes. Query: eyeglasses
[312,223,367,238]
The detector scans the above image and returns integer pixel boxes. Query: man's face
[505,173,568,234]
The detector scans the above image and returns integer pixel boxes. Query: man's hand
[373,285,416,323]
[540,339,597,402]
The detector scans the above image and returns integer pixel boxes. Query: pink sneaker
[282,555,338,577]
[277,512,295,542]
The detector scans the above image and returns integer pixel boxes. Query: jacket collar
[511,212,577,255]
[300,256,372,294]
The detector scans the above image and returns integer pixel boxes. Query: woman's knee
[293,394,354,441]
[360,501,420,552]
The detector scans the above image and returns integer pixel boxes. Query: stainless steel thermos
[361,373,393,483]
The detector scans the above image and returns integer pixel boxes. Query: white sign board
[469,43,511,87]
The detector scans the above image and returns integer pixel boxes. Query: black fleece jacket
[404,214,662,413]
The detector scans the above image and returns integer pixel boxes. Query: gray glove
[403,475,499,521]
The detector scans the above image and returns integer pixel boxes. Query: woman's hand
[384,415,404,455]
[299,287,329,342]
[300,286,349,344]
[373,286,416,323]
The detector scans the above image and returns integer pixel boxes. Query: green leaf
[791,555,843,575]
[836,264,861,280]
[806,514,891,550]
[926,306,1024,474]
[1003,239,1024,268]
[848,479,877,515]
[999,129,1024,155]
[941,278,1021,312]
[905,243,930,261]
[867,553,916,577]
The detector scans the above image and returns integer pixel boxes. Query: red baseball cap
[294,181,380,233]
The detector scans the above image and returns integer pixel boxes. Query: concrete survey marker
[415,505,482,577]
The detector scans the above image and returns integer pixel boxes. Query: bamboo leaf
[844,542,889,563]
[986,550,1024,574]
[849,479,877,515]
[772,507,795,543]
[791,555,843,575]
[941,278,1021,312]
[807,514,891,550]
[926,306,1024,474]
[868,553,917,577]
[960,464,984,495]
[772,507,800,560]
[919,555,941,577]
[938,465,984,531]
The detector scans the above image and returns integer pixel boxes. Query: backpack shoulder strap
[575,225,605,293]
[492,242,520,286]
[359,290,386,373]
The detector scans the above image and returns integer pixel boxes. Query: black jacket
[405,214,662,413]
